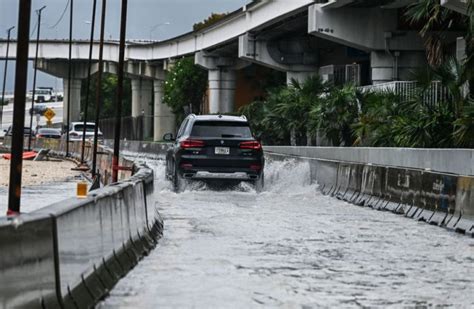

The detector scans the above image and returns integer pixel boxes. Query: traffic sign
[44,108,56,121]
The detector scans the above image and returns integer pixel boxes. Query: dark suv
[164,114,264,192]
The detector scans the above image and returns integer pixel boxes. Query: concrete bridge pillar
[153,80,175,141]
[239,33,318,85]
[208,69,237,113]
[195,51,249,114]
[131,78,153,138]
[63,78,82,124]
[286,72,315,85]
[370,51,426,84]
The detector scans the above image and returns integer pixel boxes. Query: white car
[68,122,103,141]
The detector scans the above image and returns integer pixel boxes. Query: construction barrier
[0,142,163,308]
[266,151,474,237]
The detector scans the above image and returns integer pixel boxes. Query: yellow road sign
[44,108,56,121]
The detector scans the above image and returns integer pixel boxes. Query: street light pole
[8,0,32,216]
[80,0,98,167]
[0,26,15,131]
[92,0,107,178]
[112,0,128,183]
[65,0,74,157]
[27,5,46,151]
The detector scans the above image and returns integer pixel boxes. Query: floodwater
[99,158,474,308]
[0,181,78,214]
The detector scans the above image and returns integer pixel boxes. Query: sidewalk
[0,157,81,186]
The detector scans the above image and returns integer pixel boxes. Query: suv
[164,114,264,192]
[68,122,103,141]
[4,126,35,137]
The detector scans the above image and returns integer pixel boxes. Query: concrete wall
[104,139,171,158]
[264,146,474,176]
[266,150,474,236]
[0,142,163,308]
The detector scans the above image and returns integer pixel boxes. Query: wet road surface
[0,181,77,214]
[99,158,474,308]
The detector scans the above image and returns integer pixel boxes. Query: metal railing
[99,115,154,141]
[358,81,451,107]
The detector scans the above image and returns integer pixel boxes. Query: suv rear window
[191,121,252,138]
[73,124,95,132]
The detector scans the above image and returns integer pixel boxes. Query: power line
[49,0,70,29]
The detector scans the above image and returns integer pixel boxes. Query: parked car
[4,126,35,137]
[36,128,62,139]
[165,114,265,192]
[68,122,103,142]
[29,103,49,116]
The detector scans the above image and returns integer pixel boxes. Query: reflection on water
[0,181,79,215]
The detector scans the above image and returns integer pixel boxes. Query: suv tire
[253,172,264,193]
[173,166,186,193]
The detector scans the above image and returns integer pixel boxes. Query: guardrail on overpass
[265,146,474,237]
[0,141,163,308]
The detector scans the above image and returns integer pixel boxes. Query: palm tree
[404,0,468,67]
[311,85,359,146]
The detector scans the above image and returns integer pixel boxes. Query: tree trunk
[290,128,296,146]
[306,130,313,146]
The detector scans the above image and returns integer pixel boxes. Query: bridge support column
[63,78,82,125]
[286,71,316,85]
[370,51,426,84]
[195,51,249,114]
[239,33,318,85]
[132,78,153,138]
[208,69,236,113]
[153,80,175,141]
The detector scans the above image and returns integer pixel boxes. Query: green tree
[81,73,131,120]
[352,91,400,147]
[310,85,359,146]
[163,57,208,123]
[193,13,228,31]
[404,0,468,67]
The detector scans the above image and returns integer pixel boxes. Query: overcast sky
[0,0,249,91]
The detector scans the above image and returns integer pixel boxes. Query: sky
[0,0,249,91]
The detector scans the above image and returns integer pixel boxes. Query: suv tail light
[180,139,205,148]
[250,164,262,171]
[239,141,262,150]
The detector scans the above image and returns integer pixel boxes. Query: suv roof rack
[241,115,247,120]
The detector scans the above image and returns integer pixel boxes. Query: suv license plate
[215,147,230,155]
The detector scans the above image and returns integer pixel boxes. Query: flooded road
[0,181,78,214]
[100,158,474,308]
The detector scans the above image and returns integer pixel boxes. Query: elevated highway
[0,0,467,141]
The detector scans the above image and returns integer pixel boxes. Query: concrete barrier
[104,139,171,157]
[0,214,60,308]
[264,146,474,176]
[0,141,163,307]
[266,149,474,237]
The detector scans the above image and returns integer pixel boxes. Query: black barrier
[360,165,386,209]
[418,172,457,225]
[312,159,339,195]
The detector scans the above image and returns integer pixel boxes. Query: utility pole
[79,0,98,168]
[7,0,32,216]
[112,0,128,183]
[0,26,14,130]
[65,0,74,156]
[92,0,107,178]
[27,5,46,151]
